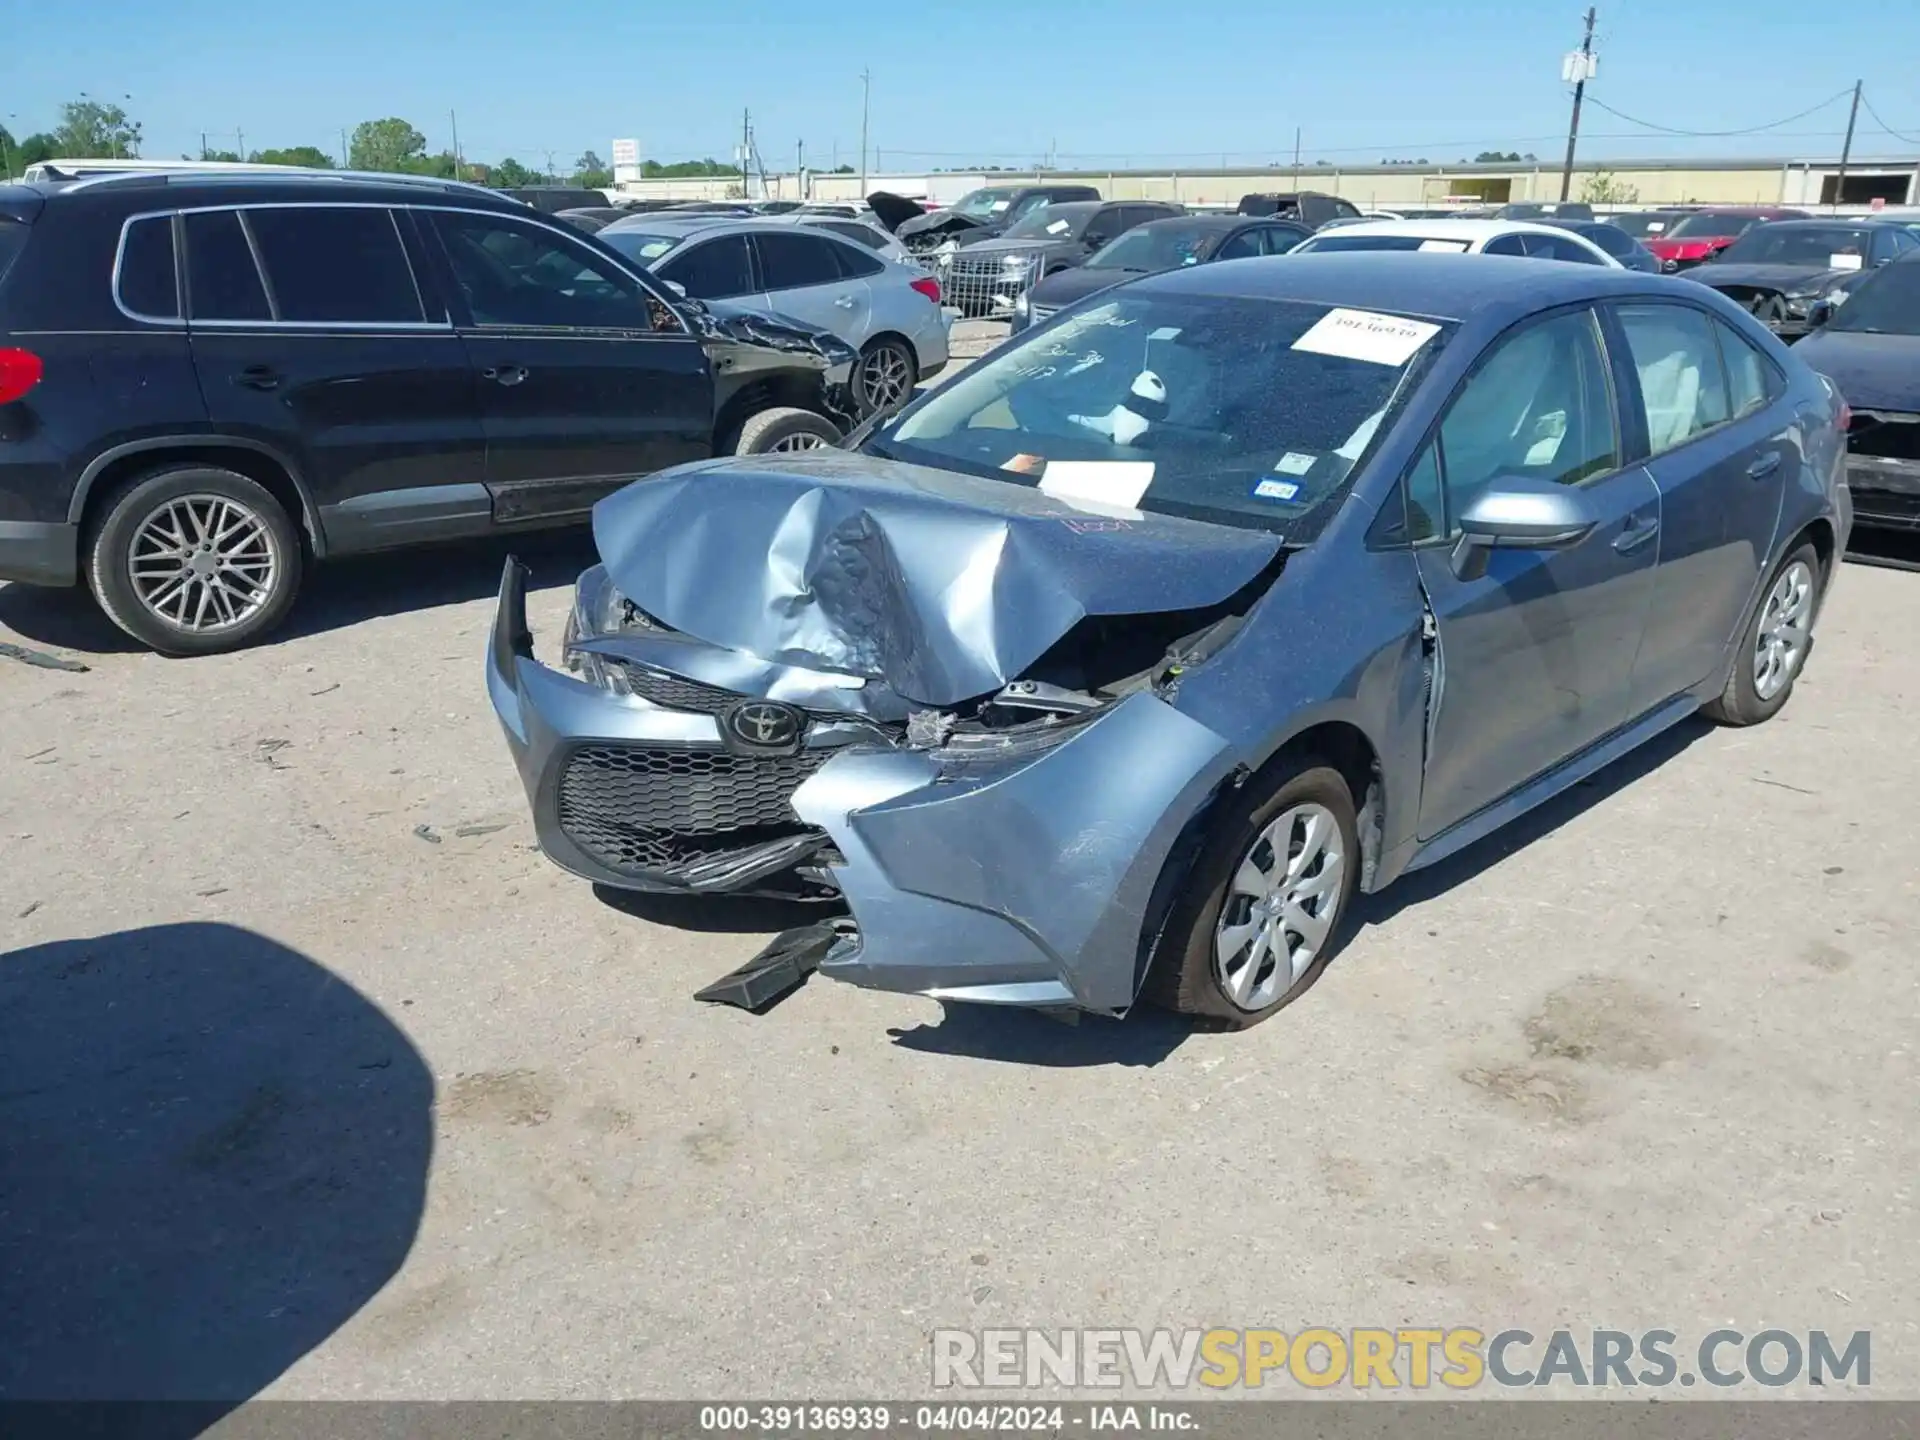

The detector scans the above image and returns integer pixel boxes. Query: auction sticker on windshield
[1831,253,1864,271]
[1418,239,1470,253]
[1292,307,1442,366]
[1039,460,1156,510]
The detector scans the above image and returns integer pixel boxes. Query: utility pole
[1833,80,1862,211]
[450,111,464,182]
[236,128,245,162]
[1558,7,1596,202]
[859,68,871,192]
[796,139,804,200]
[740,108,751,198]
[200,132,208,161]
[341,127,350,168]
[1292,126,1302,188]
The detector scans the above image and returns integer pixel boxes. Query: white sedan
[1293,217,1623,266]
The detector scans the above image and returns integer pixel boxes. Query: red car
[1644,207,1807,271]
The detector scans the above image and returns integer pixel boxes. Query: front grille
[1027,305,1058,326]
[943,255,1043,314]
[557,743,829,882]
[618,664,740,715]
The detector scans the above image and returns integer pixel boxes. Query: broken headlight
[563,565,650,693]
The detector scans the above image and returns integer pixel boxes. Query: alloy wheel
[858,343,914,412]
[1753,559,1815,701]
[128,493,280,634]
[1213,802,1346,1011]
[770,432,828,452]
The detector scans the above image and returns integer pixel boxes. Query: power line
[1858,90,1920,147]
[1583,87,1856,138]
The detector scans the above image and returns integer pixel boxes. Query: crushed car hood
[898,210,991,242]
[590,450,1284,707]
[866,191,930,233]
[1795,331,1920,412]
[1688,262,1855,292]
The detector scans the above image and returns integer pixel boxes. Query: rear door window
[827,236,885,278]
[753,231,845,291]
[656,235,755,299]
[1262,225,1308,254]
[117,215,180,319]
[1214,230,1264,261]
[1714,318,1780,419]
[244,207,425,324]
[1614,303,1734,454]
[185,210,272,322]
[1482,233,1529,257]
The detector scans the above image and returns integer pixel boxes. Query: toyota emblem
[720,699,806,755]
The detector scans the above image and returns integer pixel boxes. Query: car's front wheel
[734,406,842,455]
[1703,541,1821,726]
[87,464,303,656]
[1145,758,1360,1029]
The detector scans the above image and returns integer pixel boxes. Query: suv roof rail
[59,164,520,205]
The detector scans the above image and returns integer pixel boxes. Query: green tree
[1474,150,1522,163]
[52,98,142,159]
[575,150,612,188]
[15,133,57,169]
[253,145,334,168]
[831,164,854,174]
[349,118,428,172]
[195,149,245,162]
[1580,170,1640,205]
[492,157,538,188]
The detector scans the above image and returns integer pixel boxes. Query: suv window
[430,210,658,329]
[1431,308,1619,531]
[1614,303,1732,454]
[754,231,845,291]
[117,215,179,320]
[656,235,755,300]
[185,210,271,322]
[1714,317,1777,420]
[1526,232,1606,264]
[245,207,425,324]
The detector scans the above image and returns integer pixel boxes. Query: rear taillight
[0,348,42,405]
[910,275,941,304]
[1838,401,1852,432]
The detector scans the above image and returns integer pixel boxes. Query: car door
[185,204,489,551]
[423,207,711,524]
[1259,223,1311,254]
[749,228,869,345]
[1406,305,1664,840]
[1605,301,1790,711]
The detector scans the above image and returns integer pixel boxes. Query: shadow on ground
[0,528,597,657]
[0,922,432,1425]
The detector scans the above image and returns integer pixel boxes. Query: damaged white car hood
[589,450,1284,707]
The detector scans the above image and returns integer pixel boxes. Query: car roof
[1128,249,1666,325]
[1737,216,1904,230]
[601,214,877,244]
[1307,217,1594,242]
[23,167,523,211]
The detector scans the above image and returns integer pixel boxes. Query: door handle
[482,365,528,387]
[235,365,281,391]
[833,295,858,309]
[1613,513,1661,555]
[1747,452,1782,479]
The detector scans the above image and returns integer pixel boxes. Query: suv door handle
[236,365,281,391]
[482,365,528,386]
[1747,452,1782,479]
[1613,512,1661,555]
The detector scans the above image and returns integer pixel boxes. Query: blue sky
[8,0,1920,171]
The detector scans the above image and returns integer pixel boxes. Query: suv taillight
[1838,401,1853,432]
[910,276,941,304]
[0,348,42,405]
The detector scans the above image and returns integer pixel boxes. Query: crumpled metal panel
[794,692,1237,1013]
[573,630,911,723]
[591,450,1283,707]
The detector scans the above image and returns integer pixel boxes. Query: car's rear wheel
[87,464,304,656]
[854,336,917,416]
[734,406,842,455]
[1702,541,1820,726]
[1144,758,1359,1029]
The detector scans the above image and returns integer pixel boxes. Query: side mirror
[1449,477,1602,581]
[1807,299,1835,329]
[662,279,688,298]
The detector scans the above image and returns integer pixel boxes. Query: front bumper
[1848,455,1920,532]
[486,559,1238,1013]
[0,520,79,587]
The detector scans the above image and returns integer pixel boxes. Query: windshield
[951,188,1021,220]
[597,230,681,264]
[1611,212,1679,238]
[1300,233,1469,254]
[1715,225,1872,267]
[866,291,1447,539]
[1004,205,1086,240]
[1665,212,1760,240]
[1828,259,1920,335]
[1088,224,1220,271]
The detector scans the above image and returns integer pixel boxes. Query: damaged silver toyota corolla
[488,253,1848,1027]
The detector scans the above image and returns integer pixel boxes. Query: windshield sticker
[1001,453,1046,475]
[1039,460,1156,510]
[1252,478,1302,502]
[990,200,1011,213]
[1274,451,1317,475]
[1830,253,1864,271]
[1148,326,1183,340]
[1292,308,1442,366]
[1046,219,1071,234]
[1417,239,1471,253]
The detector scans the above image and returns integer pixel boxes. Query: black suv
[0,171,858,655]
[1234,191,1362,229]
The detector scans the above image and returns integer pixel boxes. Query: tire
[1702,541,1821,726]
[853,336,918,417]
[1144,758,1360,1030]
[87,464,304,657]
[734,406,842,455]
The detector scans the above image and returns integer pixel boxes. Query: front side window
[1213,231,1263,262]
[244,207,424,324]
[871,291,1448,540]
[118,215,179,320]
[656,235,755,299]
[1613,303,1732,455]
[430,210,658,329]
[1434,308,1619,524]
[1262,226,1309,255]
[185,210,271,322]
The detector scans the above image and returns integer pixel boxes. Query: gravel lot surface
[3,437,1916,1401]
